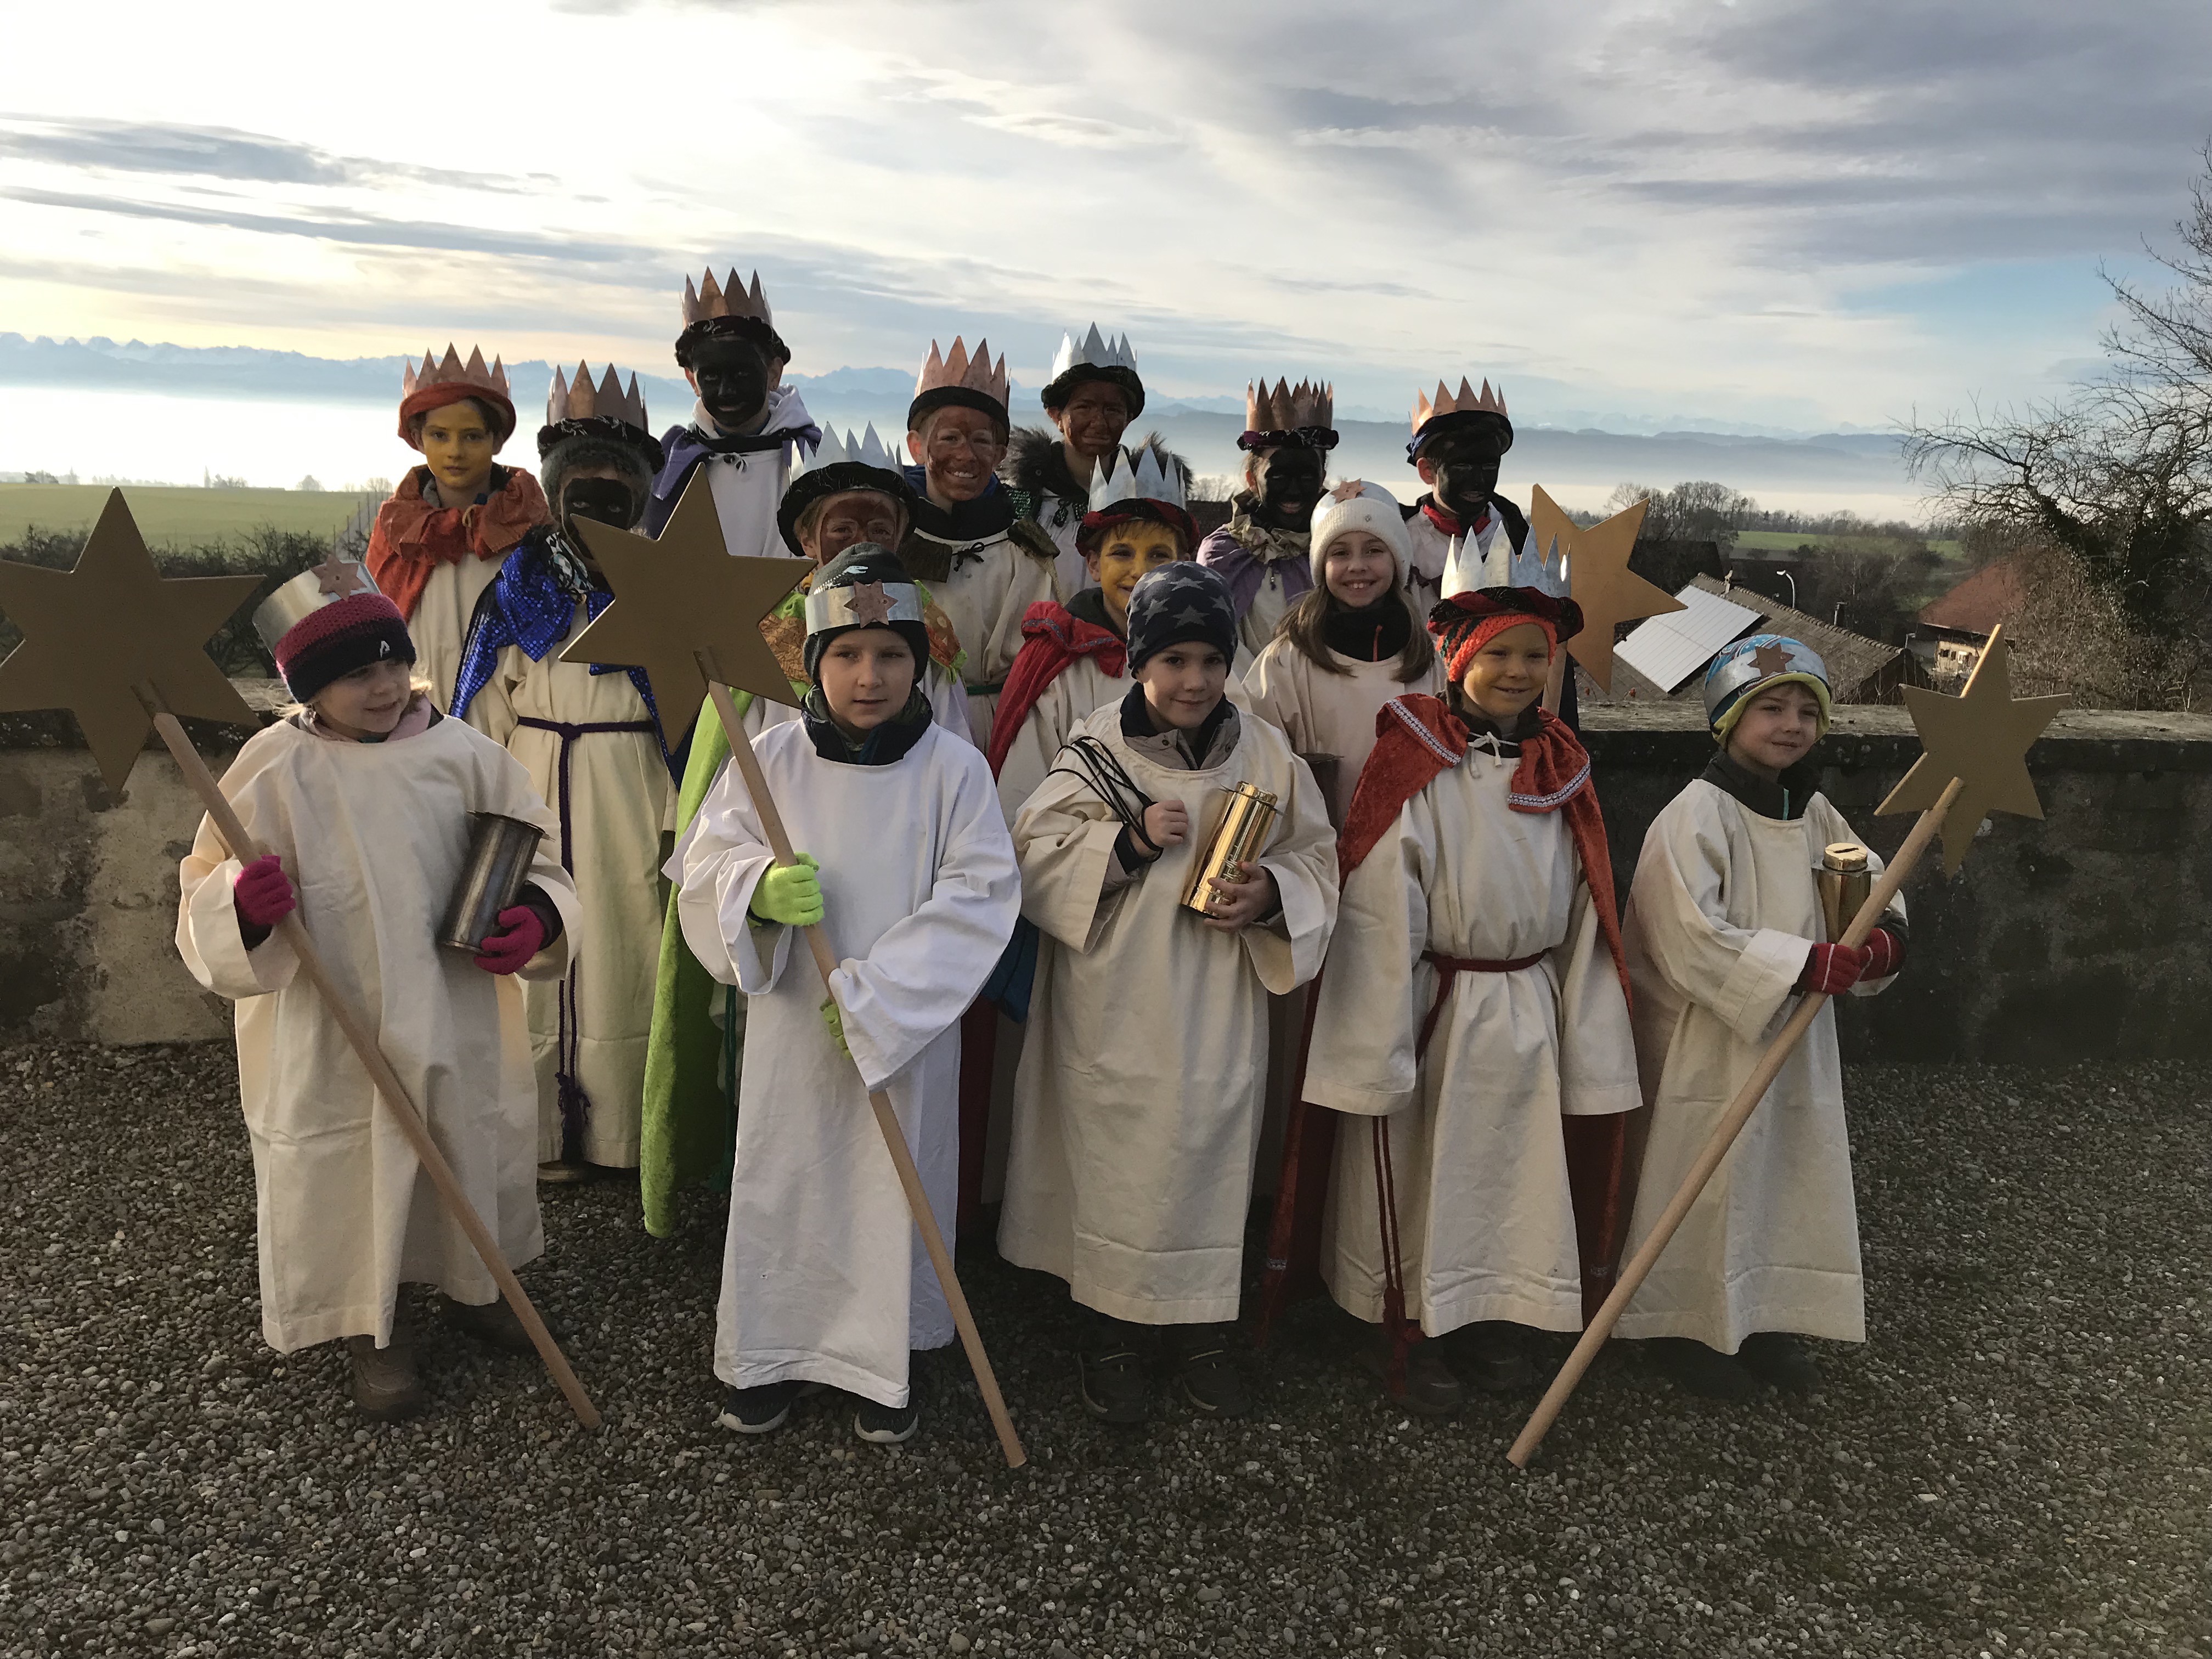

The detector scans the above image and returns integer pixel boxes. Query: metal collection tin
[1180,782,1280,915]
[1817,842,1872,944]
[438,812,546,952]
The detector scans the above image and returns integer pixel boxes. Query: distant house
[1912,560,2023,682]
[1590,574,1923,706]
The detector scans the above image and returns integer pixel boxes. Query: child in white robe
[1000,561,1338,1425]
[176,565,578,1421]
[1295,588,1639,1413]
[1616,634,1906,1398]
[673,546,1019,1446]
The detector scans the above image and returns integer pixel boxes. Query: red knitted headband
[1441,610,1556,680]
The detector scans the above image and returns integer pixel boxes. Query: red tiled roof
[1918,560,2023,636]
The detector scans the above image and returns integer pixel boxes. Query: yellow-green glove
[748,854,823,927]
[820,996,850,1059]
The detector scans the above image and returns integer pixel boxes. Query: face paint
[561,476,639,540]
[909,405,1005,505]
[1249,445,1325,531]
[1418,430,1504,524]
[1052,382,1133,466]
[1084,520,1184,633]
[803,490,906,566]
[686,334,772,434]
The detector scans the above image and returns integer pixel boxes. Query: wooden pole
[699,662,1027,1469]
[139,688,601,1430]
[1505,774,1964,1468]
[1541,646,1571,715]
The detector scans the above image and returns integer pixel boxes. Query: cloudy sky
[3,0,2210,435]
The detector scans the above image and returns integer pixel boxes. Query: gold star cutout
[312,558,369,599]
[560,467,808,731]
[1528,485,1684,691]
[846,580,895,628]
[1328,478,1367,503]
[1751,641,1794,676]
[1877,624,2068,875]
[0,489,261,795]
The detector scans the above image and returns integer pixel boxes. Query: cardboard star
[0,489,262,795]
[1877,625,2069,875]
[312,558,369,598]
[560,467,808,730]
[1752,641,1793,676]
[1530,486,1683,691]
[846,581,895,628]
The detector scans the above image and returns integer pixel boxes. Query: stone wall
[4,684,2209,1059]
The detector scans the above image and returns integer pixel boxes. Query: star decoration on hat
[560,468,809,729]
[0,489,262,795]
[846,581,895,628]
[1328,478,1367,503]
[1751,641,1794,676]
[1877,624,2069,875]
[312,558,370,599]
[1528,486,1684,691]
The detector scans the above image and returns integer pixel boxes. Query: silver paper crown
[787,423,904,481]
[252,558,386,656]
[547,360,648,432]
[1087,444,1187,516]
[803,579,927,636]
[1049,323,1138,383]
[1701,633,1831,724]
[1438,517,1569,602]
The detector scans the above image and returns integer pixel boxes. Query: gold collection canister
[1816,842,1872,944]
[1180,782,1280,914]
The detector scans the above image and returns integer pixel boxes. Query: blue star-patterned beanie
[1125,561,1238,674]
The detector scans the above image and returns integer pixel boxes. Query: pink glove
[1798,941,1870,995]
[1861,927,1904,981]
[232,854,296,931]
[473,905,546,975]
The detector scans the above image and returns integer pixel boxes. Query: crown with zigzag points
[1246,377,1334,432]
[914,336,1009,409]
[682,267,774,329]
[1049,324,1138,382]
[1438,515,1568,602]
[1087,443,1187,517]
[402,344,510,402]
[788,422,904,482]
[546,361,648,433]
[1412,376,1508,435]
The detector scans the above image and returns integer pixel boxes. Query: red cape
[983,600,1125,778]
[364,467,549,622]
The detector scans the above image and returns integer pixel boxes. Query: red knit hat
[1428,590,1579,679]
[274,593,416,704]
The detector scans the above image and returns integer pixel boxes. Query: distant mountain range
[0,333,1923,512]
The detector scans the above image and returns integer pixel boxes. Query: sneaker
[438,1293,542,1355]
[1654,1338,1758,1401]
[1076,1327,1153,1425]
[1453,1322,1535,1395]
[1739,1333,1822,1394]
[854,1398,920,1446]
[1361,1330,1464,1416]
[718,1381,799,1435]
[1167,1325,1251,1419]
[346,1335,425,1422]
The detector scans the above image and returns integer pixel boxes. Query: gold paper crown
[682,267,774,328]
[548,361,649,432]
[1246,377,1334,431]
[1412,376,1508,433]
[914,336,1010,407]
[402,344,510,402]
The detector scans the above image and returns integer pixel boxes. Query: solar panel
[1615,583,1767,693]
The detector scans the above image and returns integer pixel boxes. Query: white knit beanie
[1307,481,1413,588]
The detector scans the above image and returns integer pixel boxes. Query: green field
[0,484,375,548]
[1735,527,1964,558]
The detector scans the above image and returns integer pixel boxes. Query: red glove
[1860,927,1904,981]
[1799,941,1870,995]
[473,905,546,975]
[232,854,296,931]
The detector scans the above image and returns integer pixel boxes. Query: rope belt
[514,714,658,1163]
[1414,949,1545,1058]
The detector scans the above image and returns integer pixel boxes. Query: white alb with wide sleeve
[672,720,1020,1406]
[1303,743,1638,1335]
[997,703,1339,1324]
[1613,779,1902,1351]
[174,717,578,1353]
[1243,639,1444,828]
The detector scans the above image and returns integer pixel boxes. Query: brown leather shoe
[438,1293,541,1355]
[346,1335,425,1421]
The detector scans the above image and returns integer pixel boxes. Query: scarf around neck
[1200,496,1314,617]
[364,465,550,622]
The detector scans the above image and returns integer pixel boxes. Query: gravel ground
[2,1041,2207,1659]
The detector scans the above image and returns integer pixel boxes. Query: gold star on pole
[0,489,261,795]
[560,467,808,730]
[1528,485,1684,691]
[1877,624,2069,874]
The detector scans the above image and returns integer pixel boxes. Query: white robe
[1304,744,1639,1335]
[174,716,578,1353]
[998,702,1338,1324]
[690,386,815,561]
[1402,505,1530,618]
[673,721,1020,1406]
[1613,780,1903,1351]
[414,556,505,715]
[464,620,672,1166]
[1243,639,1445,829]
[909,523,1061,737]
